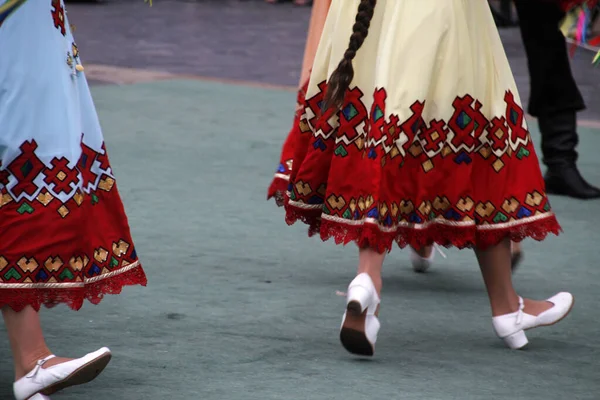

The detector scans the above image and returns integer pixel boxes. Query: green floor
[1,79,599,399]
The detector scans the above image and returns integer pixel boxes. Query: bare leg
[511,241,522,254]
[474,239,552,316]
[510,241,523,271]
[3,306,72,380]
[357,246,386,296]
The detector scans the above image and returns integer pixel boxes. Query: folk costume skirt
[268,0,332,204]
[0,0,147,310]
[274,0,561,253]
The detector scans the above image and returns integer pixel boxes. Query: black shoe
[544,165,600,199]
[537,110,600,199]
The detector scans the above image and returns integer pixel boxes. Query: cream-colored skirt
[308,0,523,122]
[283,0,559,251]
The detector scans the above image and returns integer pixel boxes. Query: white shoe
[410,247,435,273]
[339,273,380,356]
[13,347,112,400]
[492,293,574,350]
[411,245,447,273]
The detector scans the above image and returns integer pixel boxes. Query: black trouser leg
[514,0,599,199]
[537,112,579,168]
[514,0,585,118]
[514,0,583,167]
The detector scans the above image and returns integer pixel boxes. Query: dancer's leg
[2,306,72,380]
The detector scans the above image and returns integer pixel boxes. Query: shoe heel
[503,330,528,350]
[346,286,371,316]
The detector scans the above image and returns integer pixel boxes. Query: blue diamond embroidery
[87,264,102,277]
[516,206,532,219]
[367,208,379,219]
[409,213,423,223]
[444,208,461,221]
[35,269,49,282]
[343,104,358,121]
[313,138,326,151]
[384,215,393,226]
[373,106,384,121]
[456,111,472,129]
[454,151,472,164]
[510,109,519,125]
[307,196,323,205]
[412,120,421,134]
[80,153,88,168]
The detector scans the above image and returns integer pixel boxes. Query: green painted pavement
[1,79,599,400]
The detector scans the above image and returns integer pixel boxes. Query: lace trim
[0,264,147,312]
[283,198,561,253]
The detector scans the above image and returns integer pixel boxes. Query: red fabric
[0,140,146,311]
[1,267,146,312]
[270,82,561,253]
[267,80,309,206]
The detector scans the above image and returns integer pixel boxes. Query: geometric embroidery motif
[51,0,66,36]
[0,239,137,283]
[0,139,116,218]
[286,84,549,228]
[301,83,531,174]
[290,187,551,228]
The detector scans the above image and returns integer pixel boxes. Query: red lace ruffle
[284,198,561,254]
[0,264,147,312]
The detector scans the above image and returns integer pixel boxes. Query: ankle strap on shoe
[515,297,525,325]
[26,355,57,378]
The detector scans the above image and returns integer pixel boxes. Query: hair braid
[322,0,377,112]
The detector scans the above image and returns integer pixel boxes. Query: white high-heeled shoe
[492,293,574,350]
[13,347,112,400]
[410,245,447,273]
[410,247,435,273]
[340,273,380,356]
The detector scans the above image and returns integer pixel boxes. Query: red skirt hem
[0,263,147,312]
[283,198,561,253]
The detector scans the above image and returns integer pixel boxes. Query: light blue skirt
[0,0,146,311]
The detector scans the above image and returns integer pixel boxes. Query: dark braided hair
[322,0,377,112]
